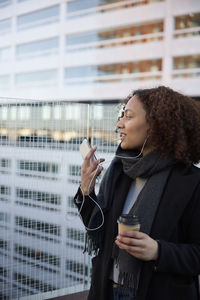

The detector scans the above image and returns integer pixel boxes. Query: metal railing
[66,32,164,52]
[0,99,120,299]
[67,0,163,19]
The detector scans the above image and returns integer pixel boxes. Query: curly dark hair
[124,86,200,165]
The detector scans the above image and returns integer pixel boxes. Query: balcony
[66,0,165,34]
[172,27,200,57]
[65,33,164,67]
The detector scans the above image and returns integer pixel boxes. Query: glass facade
[17,5,60,30]
[16,38,59,59]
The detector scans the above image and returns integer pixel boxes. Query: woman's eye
[125,115,132,119]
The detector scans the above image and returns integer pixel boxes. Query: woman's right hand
[80,146,105,195]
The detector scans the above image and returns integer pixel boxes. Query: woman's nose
[116,118,124,129]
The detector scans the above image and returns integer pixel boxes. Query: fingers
[115,232,158,261]
[84,146,97,163]
[116,235,143,247]
[81,146,105,194]
[119,231,145,239]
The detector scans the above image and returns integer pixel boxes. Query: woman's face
[117,95,150,151]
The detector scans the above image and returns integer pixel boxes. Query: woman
[74,86,200,300]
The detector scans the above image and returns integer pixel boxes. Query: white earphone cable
[78,136,149,231]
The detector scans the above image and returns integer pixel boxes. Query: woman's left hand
[115,231,158,261]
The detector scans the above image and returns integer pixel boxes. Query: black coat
[75,162,200,300]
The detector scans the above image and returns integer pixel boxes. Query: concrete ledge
[51,290,89,300]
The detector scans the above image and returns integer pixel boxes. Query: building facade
[0,0,199,101]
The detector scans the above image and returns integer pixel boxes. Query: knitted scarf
[111,147,175,298]
[85,146,175,298]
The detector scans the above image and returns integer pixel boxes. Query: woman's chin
[120,141,129,149]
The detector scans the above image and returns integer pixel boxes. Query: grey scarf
[113,147,175,298]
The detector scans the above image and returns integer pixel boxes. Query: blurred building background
[0,0,199,101]
[0,0,199,299]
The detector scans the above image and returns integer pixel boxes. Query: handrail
[67,0,163,18]
[173,26,200,35]
[19,284,86,300]
[65,71,162,84]
[17,15,59,30]
[66,32,164,51]
[0,0,11,9]
[16,48,58,60]
[16,79,57,88]
[172,68,200,74]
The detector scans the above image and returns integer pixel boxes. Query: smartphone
[80,139,97,161]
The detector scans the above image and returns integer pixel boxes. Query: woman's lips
[120,133,126,140]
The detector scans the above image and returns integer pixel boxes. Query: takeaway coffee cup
[117,214,140,233]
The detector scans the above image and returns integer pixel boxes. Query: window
[17,5,59,30]
[0,18,11,34]
[173,55,200,70]
[15,244,60,266]
[15,216,61,236]
[0,0,11,8]
[16,188,61,209]
[0,185,11,196]
[0,212,10,223]
[17,0,31,2]
[0,106,8,120]
[14,272,56,292]
[42,105,51,120]
[67,196,76,209]
[173,55,200,78]
[69,165,81,176]
[66,228,84,243]
[16,70,58,88]
[93,105,103,120]
[65,59,162,83]
[67,0,164,18]
[0,47,11,61]
[18,160,59,174]
[174,13,200,38]
[0,239,10,250]
[0,267,8,278]
[175,13,200,30]
[19,106,30,120]
[54,105,62,120]
[0,159,11,168]
[0,75,10,89]
[66,259,88,276]
[10,106,17,120]
[16,38,59,59]
[65,105,80,120]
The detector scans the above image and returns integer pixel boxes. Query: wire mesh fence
[0,99,121,299]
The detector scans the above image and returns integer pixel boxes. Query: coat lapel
[136,165,200,300]
[151,165,200,240]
